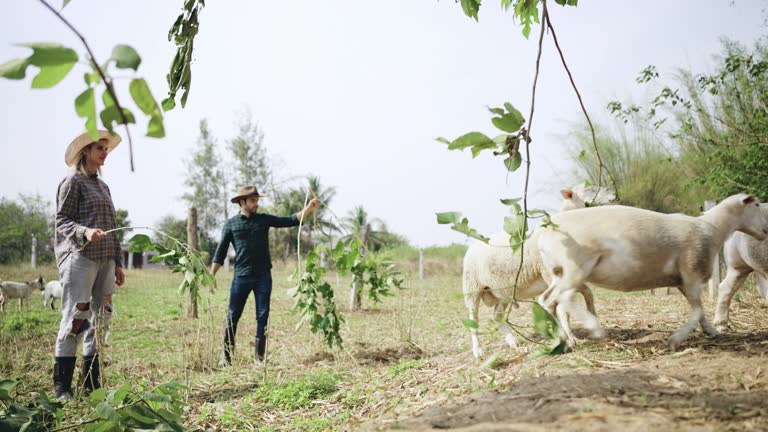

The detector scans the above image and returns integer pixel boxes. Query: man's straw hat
[230,186,262,203]
[65,129,122,167]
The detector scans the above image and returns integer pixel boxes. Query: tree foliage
[601,38,768,206]
[0,194,53,264]
[182,119,226,240]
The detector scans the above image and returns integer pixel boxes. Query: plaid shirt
[213,212,299,276]
[55,172,123,268]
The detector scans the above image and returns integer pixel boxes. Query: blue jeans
[224,272,272,352]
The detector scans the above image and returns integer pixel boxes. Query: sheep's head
[729,194,768,241]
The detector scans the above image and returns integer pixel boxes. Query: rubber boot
[82,354,101,395]
[255,336,266,364]
[53,357,76,400]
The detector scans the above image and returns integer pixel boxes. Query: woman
[53,130,125,400]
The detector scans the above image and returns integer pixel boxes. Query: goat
[0,276,44,312]
[44,280,64,310]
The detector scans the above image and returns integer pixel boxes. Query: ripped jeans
[55,253,115,357]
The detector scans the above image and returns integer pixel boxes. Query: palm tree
[340,206,387,251]
[306,176,338,244]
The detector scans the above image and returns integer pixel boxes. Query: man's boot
[82,354,101,395]
[53,357,76,400]
[255,336,267,364]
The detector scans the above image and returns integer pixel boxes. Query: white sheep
[713,207,768,331]
[463,189,596,359]
[536,194,768,350]
[44,280,63,310]
[0,276,44,313]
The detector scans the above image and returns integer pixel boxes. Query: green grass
[2,256,744,431]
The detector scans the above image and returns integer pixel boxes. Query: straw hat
[65,130,122,167]
[230,186,262,203]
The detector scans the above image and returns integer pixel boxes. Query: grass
[2,259,768,430]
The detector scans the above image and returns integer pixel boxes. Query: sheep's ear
[561,189,574,199]
[743,195,757,205]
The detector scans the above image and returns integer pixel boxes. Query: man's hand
[115,266,125,286]
[85,228,106,242]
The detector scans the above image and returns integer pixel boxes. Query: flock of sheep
[463,187,768,358]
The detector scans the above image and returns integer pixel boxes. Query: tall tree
[182,119,226,242]
[229,109,272,189]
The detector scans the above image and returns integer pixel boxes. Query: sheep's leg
[493,302,518,348]
[670,281,712,350]
[714,268,751,332]
[755,272,768,300]
[464,279,484,359]
[578,285,597,317]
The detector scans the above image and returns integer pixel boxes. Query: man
[211,186,319,366]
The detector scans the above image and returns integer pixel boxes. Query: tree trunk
[187,207,199,319]
[349,224,370,311]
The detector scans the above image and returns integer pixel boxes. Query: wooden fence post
[30,234,37,269]
[187,207,199,319]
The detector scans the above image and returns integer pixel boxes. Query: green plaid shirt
[55,172,123,268]
[213,212,299,276]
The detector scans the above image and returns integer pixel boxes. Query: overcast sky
[1,1,765,247]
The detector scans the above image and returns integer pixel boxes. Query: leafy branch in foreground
[288,240,405,349]
[163,0,205,111]
[289,246,345,349]
[0,378,189,432]
[0,0,167,171]
[127,230,214,302]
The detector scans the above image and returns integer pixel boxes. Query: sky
[1,0,766,247]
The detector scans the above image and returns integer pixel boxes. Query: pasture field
[2,256,768,431]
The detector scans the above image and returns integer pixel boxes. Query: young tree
[182,119,226,242]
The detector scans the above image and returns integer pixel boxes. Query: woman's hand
[115,266,125,286]
[85,228,106,242]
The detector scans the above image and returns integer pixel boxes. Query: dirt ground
[372,291,768,432]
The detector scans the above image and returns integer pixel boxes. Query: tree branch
[38,0,135,171]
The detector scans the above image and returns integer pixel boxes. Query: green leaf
[161,96,176,112]
[31,61,76,88]
[435,212,461,225]
[75,88,97,139]
[19,43,78,66]
[96,401,120,422]
[129,78,159,115]
[462,319,479,329]
[490,103,525,133]
[100,105,136,132]
[532,303,559,340]
[63,0,72,7]
[110,44,141,70]
[127,234,154,253]
[0,58,30,79]
[0,379,16,402]
[147,113,165,138]
[504,151,522,172]
[460,0,480,21]
[89,388,106,405]
[445,132,496,151]
[480,352,499,369]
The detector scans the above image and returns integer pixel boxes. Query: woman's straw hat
[65,129,122,167]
